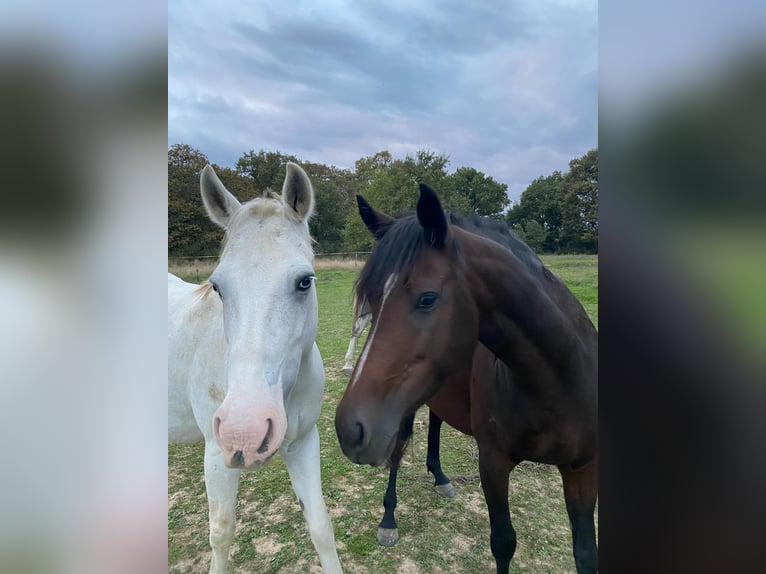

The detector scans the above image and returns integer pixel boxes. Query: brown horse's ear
[357,194,394,240]
[417,183,448,248]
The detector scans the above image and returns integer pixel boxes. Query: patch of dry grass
[168,254,369,282]
[168,258,217,283]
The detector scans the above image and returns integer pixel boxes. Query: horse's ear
[357,194,394,240]
[282,162,314,222]
[417,183,448,248]
[200,164,242,228]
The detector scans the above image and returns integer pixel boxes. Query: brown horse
[335,185,598,573]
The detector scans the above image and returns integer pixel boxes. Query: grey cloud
[169,0,597,203]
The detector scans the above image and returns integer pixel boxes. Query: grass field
[168,255,598,573]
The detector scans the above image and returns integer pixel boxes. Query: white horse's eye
[296,276,314,291]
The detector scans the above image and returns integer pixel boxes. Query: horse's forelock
[220,194,310,252]
[355,215,427,305]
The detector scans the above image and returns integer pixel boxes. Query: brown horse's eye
[416,292,439,309]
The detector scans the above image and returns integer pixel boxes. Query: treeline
[168,144,597,256]
[507,148,598,253]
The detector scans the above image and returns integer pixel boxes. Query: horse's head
[201,163,317,469]
[335,185,479,466]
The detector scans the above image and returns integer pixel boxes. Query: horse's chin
[240,451,277,471]
[223,449,278,471]
[342,430,397,467]
[371,434,396,467]
[366,432,398,468]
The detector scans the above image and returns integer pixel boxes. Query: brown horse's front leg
[377,464,400,546]
[426,410,456,497]
[559,458,598,573]
[478,443,516,574]
[377,414,415,546]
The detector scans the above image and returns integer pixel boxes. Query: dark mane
[356,214,426,304]
[447,212,544,278]
[356,210,545,305]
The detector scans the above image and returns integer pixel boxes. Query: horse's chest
[485,392,590,464]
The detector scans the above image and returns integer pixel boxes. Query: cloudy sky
[169,0,597,203]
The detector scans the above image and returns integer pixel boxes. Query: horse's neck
[455,228,589,379]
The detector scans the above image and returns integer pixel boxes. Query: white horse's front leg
[342,313,370,376]
[341,334,359,376]
[282,425,343,573]
[204,443,242,574]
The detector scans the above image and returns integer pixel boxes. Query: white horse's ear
[200,164,242,228]
[282,162,314,222]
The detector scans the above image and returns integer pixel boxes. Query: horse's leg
[342,313,370,376]
[377,462,401,546]
[341,333,359,376]
[478,444,516,574]
[426,409,456,498]
[558,459,598,574]
[282,424,343,574]
[203,444,241,574]
[377,413,414,547]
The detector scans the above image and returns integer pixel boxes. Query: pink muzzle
[212,396,287,468]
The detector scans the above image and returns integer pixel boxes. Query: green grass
[540,254,599,328]
[168,255,598,573]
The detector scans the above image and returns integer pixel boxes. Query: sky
[168,0,597,203]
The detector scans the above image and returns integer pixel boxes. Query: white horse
[168,163,342,574]
[341,296,371,376]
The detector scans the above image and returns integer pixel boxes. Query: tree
[212,164,256,199]
[344,164,414,252]
[354,151,393,187]
[236,150,298,191]
[283,160,355,253]
[559,149,598,253]
[168,144,562,258]
[235,153,357,253]
[343,150,467,251]
[168,144,222,256]
[450,167,509,217]
[521,220,545,252]
[506,171,564,252]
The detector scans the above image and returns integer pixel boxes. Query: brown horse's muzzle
[335,398,400,467]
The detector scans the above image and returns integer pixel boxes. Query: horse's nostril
[355,421,365,448]
[231,450,244,467]
[257,419,273,454]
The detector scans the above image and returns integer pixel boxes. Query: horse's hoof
[342,366,353,376]
[434,482,456,498]
[377,527,399,547]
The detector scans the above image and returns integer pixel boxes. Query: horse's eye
[416,292,439,309]
[297,275,314,291]
[210,282,221,296]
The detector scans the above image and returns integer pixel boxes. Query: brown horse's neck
[454,227,592,382]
